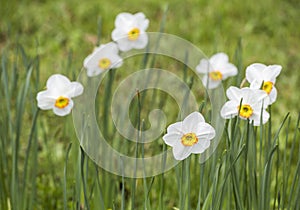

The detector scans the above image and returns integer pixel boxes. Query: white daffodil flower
[36,74,84,116]
[196,52,238,89]
[246,63,282,104]
[220,86,270,126]
[162,112,215,161]
[83,42,123,77]
[112,12,149,52]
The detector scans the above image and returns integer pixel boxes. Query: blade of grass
[64,143,73,210]
[216,144,246,209]
[22,108,39,209]
[131,90,141,210]
[80,147,90,210]
[196,162,205,210]
[12,64,33,210]
[260,144,278,210]
[159,143,167,210]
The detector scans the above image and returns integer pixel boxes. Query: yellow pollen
[128,28,140,41]
[181,133,198,146]
[55,96,69,109]
[98,58,111,70]
[209,71,223,81]
[238,104,253,118]
[262,81,273,94]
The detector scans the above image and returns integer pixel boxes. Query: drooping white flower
[83,42,123,77]
[220,86,270,126]
[111,12,149,52]
[162,112,215,160]
[36,74,84,116]
[246,63,282,104]
[196,52,238,89]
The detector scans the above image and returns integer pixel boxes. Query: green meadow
[0,0,299,209]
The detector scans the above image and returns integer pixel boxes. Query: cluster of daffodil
[165,54,281,160]
[195,53,281,126]
[36,12,149,115]
[36,12,282,161]
[220,62,281,126]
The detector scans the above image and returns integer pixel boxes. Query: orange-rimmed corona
[55,96,69,109]
[98,58,111,70]
[238,104,253,118]
[262,81,273,94]
[128,28,140,41]
[181,132,198,146]
[209,71,223,81]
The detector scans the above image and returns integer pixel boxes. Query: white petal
[242,88,268,106]
[220,100,238,119]
[84,43,123,73]
[263,65,282,82]
[83,54,92,68]
[261,109,270,124]
[249,112,260,126]
[84,44,111,67]
[46,74,71,95]
[166,122,183,134]
[196,123,216,140]
[105,42,120,54]
[226,86,242,101]
[191,139,211,154]
[53,99,74,116]
[114,13,134,29]
[268,86,277,104]
[196,59,212,74]
[255,89,269,107]
[132,33,148,49]
[111,55,123,68]
[172,143,193,160]
[182,112,205,133]
[249,79,262,89]
[116,38,133,52]
[112,28,127,41]
[201,75,209,86]
[163,133,181,147]
[201,76,221,89]
[220,63,238,79]
[65,82,84,98]
[36,90,55,110]
[87,67,102,77]
[134,12,149,31]
[209,52,229,66]
[134,12,146,20]
[261,94,270,108]
[251,109,269,126]
[237,88,257,105]
[245,63,266,83]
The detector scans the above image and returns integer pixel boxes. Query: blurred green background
[1,0,299,118]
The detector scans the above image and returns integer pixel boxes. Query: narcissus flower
[112,12,149,52]
[36,74,84,116]
[162,112,215,160]
[220,86,270,126]
[246,63,282,104]
[83,42,123,77]
[196,52,238,89]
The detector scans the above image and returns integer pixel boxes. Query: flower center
[181,133,198,146]
[238,104,253,118]
[98,58,111,70]
[128,28,140,41]
[209,71,223,81]
[262,81,273,94]
[55,96,69,109]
